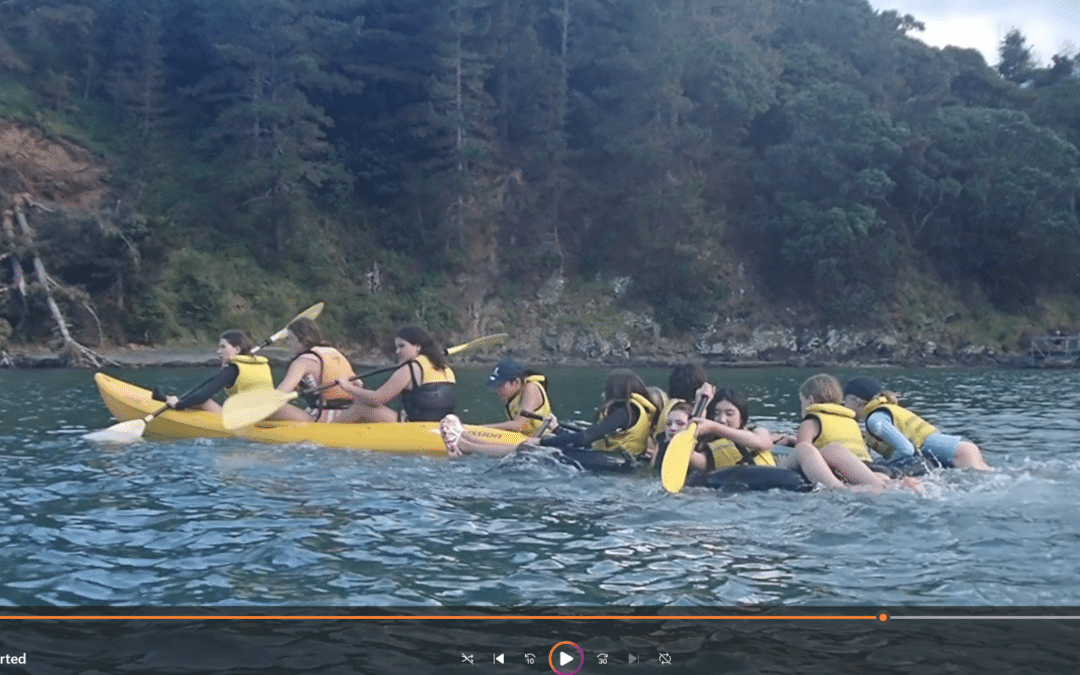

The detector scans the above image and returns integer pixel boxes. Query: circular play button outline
[548,641,584,675]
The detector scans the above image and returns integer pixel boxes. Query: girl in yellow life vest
[270,317,357,423]
[443,369,654,470]
[843,376,991,471]
[686,388,776,472]
[774,373,897,491]
[335,325,456,423]
[652,362,717,445]
[647,401,693,466]
[482,355,552,435]
[164,330,272,412]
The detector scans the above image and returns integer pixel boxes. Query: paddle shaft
[679,393,711,446]
[251,302,324,353]
[660,393,710,493]
[294,364,398,400]
[142,404,169,424]
[520,409,582,433]
[295,333,507,399]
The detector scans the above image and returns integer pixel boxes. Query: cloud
[872,0,1080,64]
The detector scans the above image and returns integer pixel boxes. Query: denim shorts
[920,432,964,467]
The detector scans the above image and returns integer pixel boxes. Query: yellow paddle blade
[221,389,298,430]
[83,418,148,444]
[447,333,508,356]
[660,422,698,493]
[295,301,325,322]
[264,302,325,345]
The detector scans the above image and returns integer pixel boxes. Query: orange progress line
[0,615,878,621]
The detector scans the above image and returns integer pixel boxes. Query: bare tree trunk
[13,196,118,367]
[1,209,29,329]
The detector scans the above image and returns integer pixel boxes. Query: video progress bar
[0,614,882,621]
[891,615,1080,620]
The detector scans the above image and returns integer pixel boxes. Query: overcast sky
[870,0,1080,66]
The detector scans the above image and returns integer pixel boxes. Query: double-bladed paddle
[519,409,582,433]
[83,302,325,444]
[221,332,509,431]
[251,302,324,354]
[660,392,709,493]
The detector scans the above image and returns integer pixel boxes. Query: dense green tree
[107,0,168,138]
[189,0,364,256]
[910,107,1080,306]
[5,0,1080,346]
[752,82,907,317]
[997,28,1035,84]
[9,1,108,108]
[423,0,499,247]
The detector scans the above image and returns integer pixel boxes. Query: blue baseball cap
[843,376,882,401]
[487,356,525,387]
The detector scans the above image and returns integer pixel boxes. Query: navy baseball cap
[843,376,883,401]
[487,356,525,387]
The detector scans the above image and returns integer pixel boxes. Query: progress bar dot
[878,613,889,622]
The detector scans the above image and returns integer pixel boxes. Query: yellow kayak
[93,372,528,454]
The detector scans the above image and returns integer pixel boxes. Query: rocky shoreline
[0,339,1039,370]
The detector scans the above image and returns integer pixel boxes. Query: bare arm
[339,365,411,407]
[688,449,708,471]
[795,418,819,446]
[276,354,318,393]
[693,419,774,453]
[487,381,544,432]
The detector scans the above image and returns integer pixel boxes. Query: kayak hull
[93,372,527,454]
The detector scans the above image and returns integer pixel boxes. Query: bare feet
[440,414,465,458]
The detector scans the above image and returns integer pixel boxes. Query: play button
[548,641,583,675]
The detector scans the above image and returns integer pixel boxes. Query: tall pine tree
[190,0,364,255]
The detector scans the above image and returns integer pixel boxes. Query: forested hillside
[0,0,1078,362]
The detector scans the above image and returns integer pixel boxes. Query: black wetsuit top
[539,407,633,449]
[171,364,240,411]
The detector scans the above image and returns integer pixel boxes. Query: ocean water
[1,365,1075,608]
[0,365,1076,673]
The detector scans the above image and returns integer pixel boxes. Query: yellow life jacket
[804,403,872,463]
[505,374,552,436]
[592,392,657,458]
[300,346,357,406]
[224,354,273,397]
[654,396,686,440]
[703,434,776,469]
[401,355,457,422]
[861,397,938,460]
[406,354,456,385]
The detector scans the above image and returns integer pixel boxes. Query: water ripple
[3,367,1080,607]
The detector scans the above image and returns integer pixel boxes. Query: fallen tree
[2,194,119,367]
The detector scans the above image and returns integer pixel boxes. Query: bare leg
[952,441,992,471]
[269,403,316,422]
[780,443,848,489]
[452,431,525,458]
[333,401,398,423]
[819,443,889,487]
[199,400,222,413]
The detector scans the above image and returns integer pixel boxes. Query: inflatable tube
[555,447,639,473]
[686,465,814,493]
[867,455,933,478]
